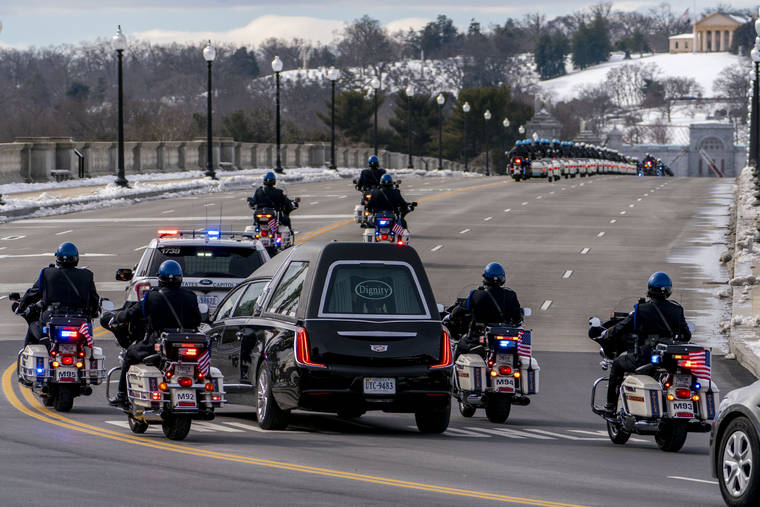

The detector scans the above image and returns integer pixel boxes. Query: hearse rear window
[320,261,428,318]
[150,246,263,278]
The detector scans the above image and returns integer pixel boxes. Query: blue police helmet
[263,171,276,186]
[380,173,393,187]
[55,242,79,267]
[482,262,506,286]
[515,140,522,146]
[522,139,530,144]
[368,155,379,168]
[568,141,574,146]
[541,139,550,145]
[552,139,560,144]
[158,260,183,288]
[647,272,672,299]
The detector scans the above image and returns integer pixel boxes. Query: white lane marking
[223,421,294,434]
[133,245,148,251]
[568,429,649,441]
[459,229,471,234]
[105,420,161,433]
[571,185,576,188]
[549,191,555,194]
[536,195,542,199]
[1,235,25,241]
[667,476,718,485]
[443,427,490,438]
[619,211,626,215]
[161,209,175,214]
[523,429,600,440]
[0,253,115,259]
[18,215,352,223]
[561,187,566,190]
[503,208,511,213]
[55,229,73,236]
[193,422,243,433]
[0,247,6,251]
[310,201,319,205]
[540,300,552,311]
[609,219,617,224]
[431,245,443,252]
[338,195,347,199]
[204,203,216,207]
[580,247,590,255]
[521,202,528,206]
[223,422,261,431]
[465,427,556,440]
[562,270,573,279]
[579,183,584,187]
[483,216,493,221]
[597,232,605,238]
[644,193,648,197]
[637,198,642,202]
[628,204,634,208]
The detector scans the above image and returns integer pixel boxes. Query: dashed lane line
[667,477,718,485]
[459,229,470,234]
[562,270,573,279]
[484,217,493,221]
[536,196,542,200]
[504,209,511,213]
[431,245,443,252]
[609,219,616,224]
[464,427,555,440]
[55,229,73,235]
[521,202,528,206]
[580,248,590,255]
[597,232,605,238]
[161,209,175,214]
[628,204,635,208]
[1,365,587,507]
[619,211,626,215]
[540,300,552,311]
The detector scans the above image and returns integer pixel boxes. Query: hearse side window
[232,281,268,317]
[266,261,309,317]
[214,284,247,321]
[321,262,426,317]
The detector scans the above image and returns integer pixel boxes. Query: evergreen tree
[317,90,380,143]
[387,90,438,156]
[588,12,611,65]
[572,21,592,69]
[535,31,568,80]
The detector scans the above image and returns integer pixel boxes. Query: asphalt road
[0,173,751,507]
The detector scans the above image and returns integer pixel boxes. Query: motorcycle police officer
[599,272,691,414]
[110,260,201,407]
[17,242,100,347]
[450,263,523,357]
[356,155,386,191]
[247,171,296,230]
[366,174,414,228]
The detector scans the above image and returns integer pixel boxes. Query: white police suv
[116,229,270,313]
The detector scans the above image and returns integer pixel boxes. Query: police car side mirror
[115,268,133,282]
[198,303,210,323]
[522,307,532,317]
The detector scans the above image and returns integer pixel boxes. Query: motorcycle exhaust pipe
[512,396,531,406]
[82,386,93,396]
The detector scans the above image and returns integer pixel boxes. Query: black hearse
[205,241,452,433]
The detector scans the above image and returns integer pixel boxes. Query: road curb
[728,166,760,377]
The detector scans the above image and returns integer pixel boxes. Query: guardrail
[0,137,473,184]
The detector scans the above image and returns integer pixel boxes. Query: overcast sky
[0,1,757,48]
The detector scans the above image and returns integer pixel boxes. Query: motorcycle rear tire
[162,415,191,441]
[655,421,688,452]
[458,400,476,418]
[42,394,55,407]
[54,386,74,412]
[606,420,631,445]
[485,396,511,423]
[128,415,148,434]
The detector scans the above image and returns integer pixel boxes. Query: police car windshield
[320,262,427,317]
[150,245,263,279]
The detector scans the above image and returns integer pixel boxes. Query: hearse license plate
[494,376,515,392]
[363,377,396,395]
[57,368,77,382]
[172,389,197,408]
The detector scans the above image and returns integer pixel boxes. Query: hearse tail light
[430,330,452,369]
[295,328,327,369]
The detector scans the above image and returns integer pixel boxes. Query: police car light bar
[157,229,256,240]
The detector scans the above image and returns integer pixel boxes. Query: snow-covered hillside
[538,51,746,101]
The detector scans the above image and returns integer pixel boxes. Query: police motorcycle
[353,179,375,227]
[10,292,111,412]
[245,198,300,255]
[589,299,718,452]
[103,306,226,441]
[444,296,538,423]
[362,201,417,245]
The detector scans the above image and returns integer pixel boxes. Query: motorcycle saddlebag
[20,345,50,383]
[520,357,540,395]
[455,354,487,393]
[126,364,163,408]
[621,374,662,418]
[697,382,720,420]
[85,346,106,385]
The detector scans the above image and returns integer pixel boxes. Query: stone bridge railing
[0,137,473,183]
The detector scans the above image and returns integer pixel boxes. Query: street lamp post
[518,125,525,137]
[327,66,340,170]
[371,77,381,156]
[436,93,445,170]
[112,26,129,187]
[751,47,759,168]
[484,109,492,176]
[462,102,470,171]
[203,41,217,179]
[405,85,414,169]
[502,118,510,173]
[272,56,283,173]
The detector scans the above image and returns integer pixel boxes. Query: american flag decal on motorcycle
[517,330,531,359]
[267,217,279,234]
[79,321,93,348]
[392,222,404,237]
[198,350,210,376]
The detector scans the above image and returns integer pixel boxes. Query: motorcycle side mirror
[522,307,532,317]
[8,292,20,302]
[687,321,695,333]
[115,268,133,281]
[437,303,445,314]
[198,303,210,323]
[101,299,115,312]
[294,197,301,203]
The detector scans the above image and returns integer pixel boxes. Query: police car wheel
[719,417,760,506]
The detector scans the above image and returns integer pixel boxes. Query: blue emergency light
[207,229,220,239]
[378,219,390,226]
